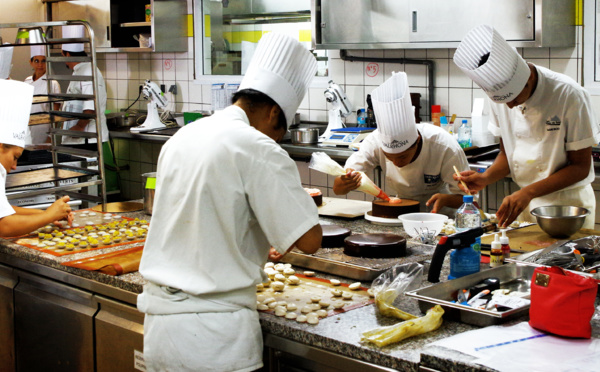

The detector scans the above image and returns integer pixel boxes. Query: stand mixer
[131,79,168,133]
[320,80,353,141]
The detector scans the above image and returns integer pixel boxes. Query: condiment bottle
[500,229,510,261]
[490,234,504,268]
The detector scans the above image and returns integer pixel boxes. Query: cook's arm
[496,146,592,227]
[290,223,322,255]
[68,109,94,131]
[333,170,361,195]
[456,140,511,193]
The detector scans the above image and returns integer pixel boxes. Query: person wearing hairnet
[137,33,322,372]
[0,79,72,237]
[24,45,61,145]
[453,25,600,229]
[333,72,469,215]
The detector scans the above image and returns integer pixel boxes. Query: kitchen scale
[320,127,374,147]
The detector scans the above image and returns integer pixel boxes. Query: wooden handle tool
[453,165,470,196]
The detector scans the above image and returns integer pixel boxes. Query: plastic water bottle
[455,195,481,232]
[357,108,367,127]
[457,119,472,148]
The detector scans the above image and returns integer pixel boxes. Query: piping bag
[309,152,390,201]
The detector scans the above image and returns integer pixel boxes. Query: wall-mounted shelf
[120,22,150,28]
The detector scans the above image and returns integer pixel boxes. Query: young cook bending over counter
[137,33,322,372]
[0,79,73,237]
[333,72,469,216]
[453,25,600,229]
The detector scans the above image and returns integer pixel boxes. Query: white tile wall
[106,0,589,201]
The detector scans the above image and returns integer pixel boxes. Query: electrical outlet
[169,85,177,95]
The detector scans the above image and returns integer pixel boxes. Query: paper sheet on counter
[428,322,600,372]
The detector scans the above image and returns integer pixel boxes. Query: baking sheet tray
[6,168,88,189]
[317,197,372,219]
[28,113,75,126]
[406,265,534,326]
[281,242,435,281]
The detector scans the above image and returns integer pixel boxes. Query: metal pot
[106,112,138,129]
[290,128,319,145]
[141,172,156,215]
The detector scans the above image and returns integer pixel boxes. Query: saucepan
[106,112,138,129]
[290,128,319,145]
[141,172,156,215]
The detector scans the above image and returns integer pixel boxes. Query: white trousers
[143,309,263,372]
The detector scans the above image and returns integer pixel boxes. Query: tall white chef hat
[0,79,34,148]
[0,45,14,79]
[371,72,418,154]
[238,32,317,128]
[454,25,530,103]
[61,25,85,53]
[30,45,46,58]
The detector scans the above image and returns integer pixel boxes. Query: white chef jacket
[0,165,15,220]
[62,62,108,144]
[488,65,600,227]
[346,124,469,210]
[25,74,61,145]
[138,105,319,372]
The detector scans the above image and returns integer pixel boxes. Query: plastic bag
[361,305,444,347]
[308,152,390,201]
[371,263,423,320]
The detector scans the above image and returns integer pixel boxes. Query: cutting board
[318,197,371,219]
[481,224,600,252]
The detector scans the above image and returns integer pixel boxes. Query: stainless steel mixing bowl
[530,206,590,238]
[290,128,319,145]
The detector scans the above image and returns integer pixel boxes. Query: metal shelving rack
[0,20,107,210]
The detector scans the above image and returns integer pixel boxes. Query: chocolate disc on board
[343,233,407,258]
[372,199,420,219]
[321,224,351,248]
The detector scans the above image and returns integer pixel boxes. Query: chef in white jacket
[25,45,61,145]
[453,25,600,228]
[60,25,108,147]
[0,79,72,237]
[138,33,322,372]
[333,72,469,215]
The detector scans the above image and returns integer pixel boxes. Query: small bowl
[290,128,319,145]
[398,213,448,238]
[530,206,589,238]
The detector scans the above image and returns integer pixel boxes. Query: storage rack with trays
[0,20,107,211]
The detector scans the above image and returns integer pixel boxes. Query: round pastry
[371,199,420,218]
[343,233,407,258]
[304,188,323,206]
[321,224,351,248]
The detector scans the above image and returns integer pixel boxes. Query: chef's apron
[138,283,263,372]
[509,113,596,229]
[0,165,15,220]
[518,185,595,229]
[383,158,456,217]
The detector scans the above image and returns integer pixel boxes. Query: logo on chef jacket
[382,139,409,149]
[545,115,561,131]
[424,174,441,187]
